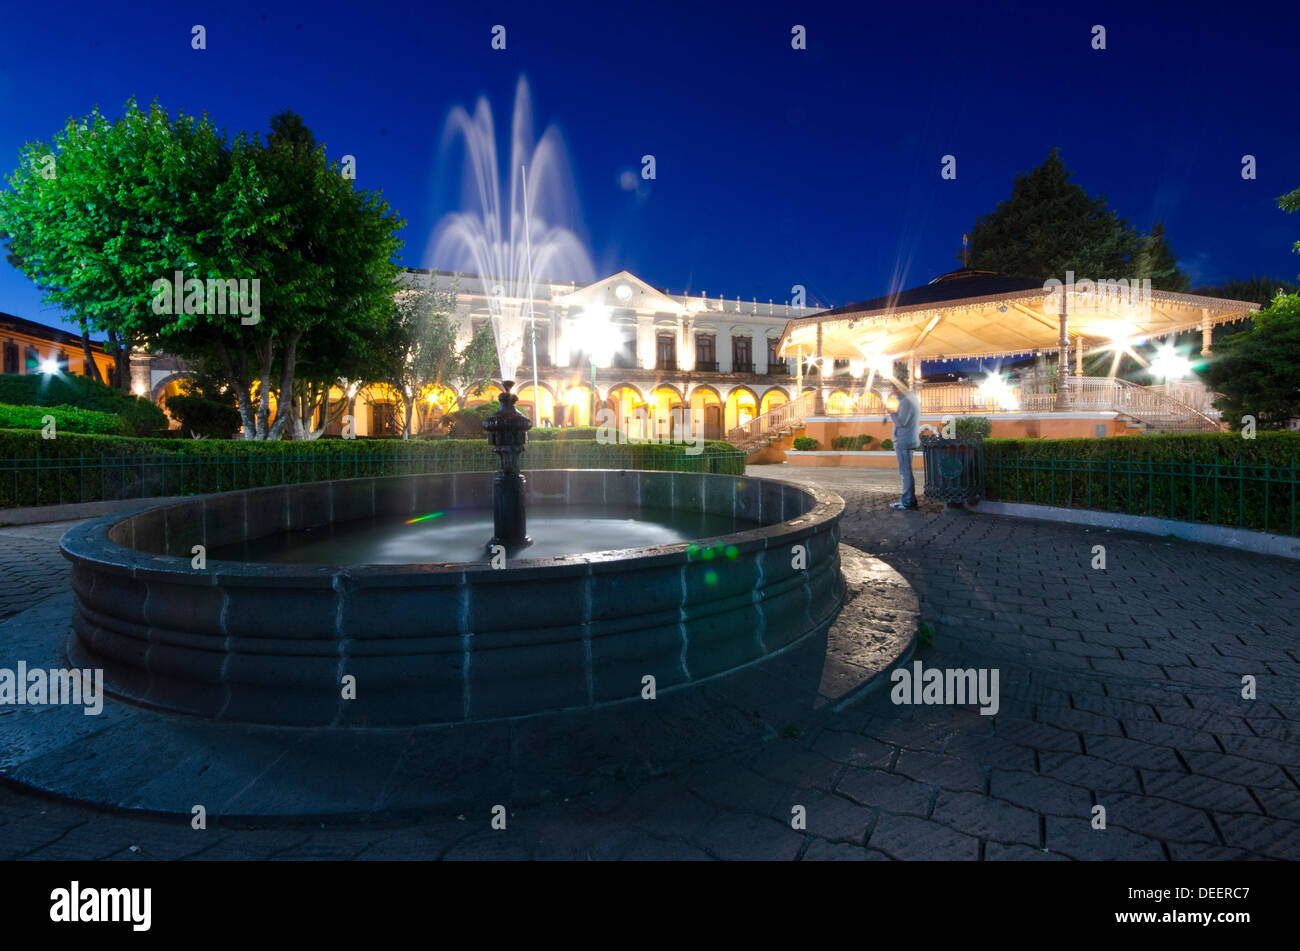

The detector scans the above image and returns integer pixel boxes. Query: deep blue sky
[1,0,1296,338]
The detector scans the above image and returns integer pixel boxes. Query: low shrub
[165,394,242,440]
[0,402,130,435]
[880,438,894,450]
[792,436,819,451]
[831,434,875,451]
[442,403,496,437]
[0,373,166,436]
[953,416,992,437]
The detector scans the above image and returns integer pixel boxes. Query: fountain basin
[61,469,844,726]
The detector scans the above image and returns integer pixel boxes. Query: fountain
[13,81,914,818]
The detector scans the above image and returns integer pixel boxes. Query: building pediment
[555,271,686,316]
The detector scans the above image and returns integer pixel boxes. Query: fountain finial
[483,381,533,552]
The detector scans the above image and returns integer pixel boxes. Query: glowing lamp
[38,358,60,375]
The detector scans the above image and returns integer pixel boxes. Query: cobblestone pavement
[1,469,1297,860]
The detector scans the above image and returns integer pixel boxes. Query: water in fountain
[429,76,596,382]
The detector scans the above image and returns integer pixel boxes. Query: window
[369,401,399,436]
[656,333,676,370]
[25,346,39,373]
[767,338,785,373]
[732,336,753,373]
[696,334,716,372]
[2,343,17,375]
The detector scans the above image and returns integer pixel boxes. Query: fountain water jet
[431,77,598,544]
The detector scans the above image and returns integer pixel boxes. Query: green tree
[199,111,404,439]
[0,100,230,391]
[0,101,405,439]
[452,321,499,409]
[1200,293,1300,430]
[378,279,462,439]
[966,148,1188,290]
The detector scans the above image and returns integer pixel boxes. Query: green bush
[443,403,496,437]
[0,402,130,435]
[165,394,242,439]
[526,426,600,441]
[792,436,819,451]
[880,438,893,450]
[984,432,1300,536]
[953,416,992,437]
[0,431,746,507]
[831,434,875,451]
[0,373,166,436]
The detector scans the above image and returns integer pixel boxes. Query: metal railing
[985,450,1300,537]
[727,391,817,446]
[1,444,747,509]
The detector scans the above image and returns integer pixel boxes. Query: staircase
[1108,378,1223,433]
[728,391,816,451]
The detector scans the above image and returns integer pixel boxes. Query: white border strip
[973,500,1300,561]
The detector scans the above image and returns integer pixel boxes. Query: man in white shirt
[885,381,921,510]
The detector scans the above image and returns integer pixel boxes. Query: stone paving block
[1037,752,1143,793]
[1138,769,1263,815]
[802,839,891,861]
[1079,735,1185,772]
[774,788,875,844]
[893,749,987,792]
[1180,751,1294,788]
[988,768,1093,818]
[691,811,804,861]
[1214,814,1300,860]
[835,768,933,816]
[809,730,896,769]
[985,842,1070,860]
[1095,792,1219,843]
[867,813,980,860]
[931,789,1038,844]
[1044,816,1166,861]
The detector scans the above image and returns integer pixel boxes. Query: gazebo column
[1201,312,1213,356]
[1075,340,1084,375]
[1056,294,1071,411]
[813,322,826,415]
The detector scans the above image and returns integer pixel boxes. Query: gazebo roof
[778,269,1258,362]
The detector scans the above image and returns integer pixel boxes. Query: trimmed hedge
[984,432,1300,536]
[0,430,745,507]
[0,402,130,436]
[831,434,875,450]
[792,436,818,451]
[0,373,167,436]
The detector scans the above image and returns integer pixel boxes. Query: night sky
[1,0,1295,337]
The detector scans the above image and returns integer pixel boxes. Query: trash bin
[921,434,984,509]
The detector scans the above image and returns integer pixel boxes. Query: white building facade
[382,268,822,440]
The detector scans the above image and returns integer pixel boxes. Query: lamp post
[482,380,532,552]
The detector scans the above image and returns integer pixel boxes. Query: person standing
[885,381,921,510]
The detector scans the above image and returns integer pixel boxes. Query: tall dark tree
[966,148,1188,290]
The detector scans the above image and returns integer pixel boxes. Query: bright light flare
[576,304,620,369]
[1148,344,1193,382]
[38,358,60,375]
[978,372,1019,411]
[405,511,446,525]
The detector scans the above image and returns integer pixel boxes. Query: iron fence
[1,444,746,509]
[984,451,1300,537]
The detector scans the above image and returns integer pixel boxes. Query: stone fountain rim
[59,468,845,586]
